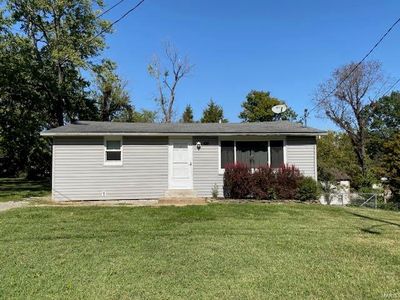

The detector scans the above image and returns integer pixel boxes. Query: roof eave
[41,131,327,137]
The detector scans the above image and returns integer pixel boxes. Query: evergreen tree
[200,100,228,123]
[239,90,297,122]
[180,105,194,123]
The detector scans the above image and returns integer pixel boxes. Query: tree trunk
[56,62,64,126]
[359,143,368,176]
[101,89,112,121]
[349,136,368,177]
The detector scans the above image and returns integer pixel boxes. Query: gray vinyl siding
[286,136,317,179]
[52,136,168,201]
[52,135,318,201]
[192,137,223,197]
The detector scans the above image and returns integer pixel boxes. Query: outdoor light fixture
[196,142,201,150]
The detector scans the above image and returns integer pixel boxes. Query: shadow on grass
[360,224,388,235]
[349,212,400,227]
[0,178,51,201]
[0,179,50,190]
[348,211,400,235]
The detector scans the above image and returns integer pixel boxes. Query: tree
[239,90,297,122]
[148,42,193,123]
[6,0,111,127]
[200,100,228,123]
[131,109,157,123]
[317,131,362,187]
[315,61,384,183]
[0,33,49,177]
[381,133,400,202]
[92,59,132,121]
[0,0,111,177]
[368,91,400,139]
[366,91,400,175]
[180,104,194,123]
[114,107,157,123]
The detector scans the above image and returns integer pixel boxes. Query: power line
[93,0,145,40]
[370,77,400,101]
[97,0,129,19]
[381,78,400,97]
[371,78,391,101]
[61,0,145,65]
[307,15,400,114]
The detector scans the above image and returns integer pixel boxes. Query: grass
[0,177,50,202]
[0,203,399,299]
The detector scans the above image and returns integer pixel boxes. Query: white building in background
[320,173,351,205]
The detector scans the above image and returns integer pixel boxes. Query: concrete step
[164,189,197,198]
[158,197,207,206]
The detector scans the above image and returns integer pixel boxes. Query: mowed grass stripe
[0,203,399,299]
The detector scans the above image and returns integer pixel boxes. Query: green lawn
[0,177,50,202]
[0,204,399,299]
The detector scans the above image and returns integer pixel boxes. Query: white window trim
[314,141,318,181]
[218,136,287,174]
[283,139,287,167]
[104,136,123,166]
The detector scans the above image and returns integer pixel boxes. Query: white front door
[168,138,193,189]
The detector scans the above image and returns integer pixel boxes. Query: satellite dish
[272,104,287,114]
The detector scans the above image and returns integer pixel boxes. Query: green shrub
[377,201,400,211]
[358,186,378,194]
[296,177,320,201]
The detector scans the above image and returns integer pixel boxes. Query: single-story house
[41,121,326,201]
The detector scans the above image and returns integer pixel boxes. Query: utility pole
[303,109,309,127]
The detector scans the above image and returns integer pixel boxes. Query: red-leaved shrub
[223,163,304,200]
[251,165,277,199]
[223,163,252,199]
[274,165,303,199]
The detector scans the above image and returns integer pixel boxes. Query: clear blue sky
[102,0,400,129]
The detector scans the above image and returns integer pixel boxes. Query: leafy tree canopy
[131,109,157,123]
[368,91,400,139]
[367,91,400,187]
[0,34,49,177]
[239,90,297,122]
[92,59,132,121]
[317,131,366,188]
[381,133,400,201]
[0,0,112,177]
[4,0,111,126]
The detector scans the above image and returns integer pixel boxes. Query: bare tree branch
[148,42,193,122]
[315,61,384,177]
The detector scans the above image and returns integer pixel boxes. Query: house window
[270,140,284,168]
[220,141,234,168]
[236,141,268,168]
[219,139,285,172]
[105,137,122,165]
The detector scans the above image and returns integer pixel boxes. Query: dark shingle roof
[41,120,326,136]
